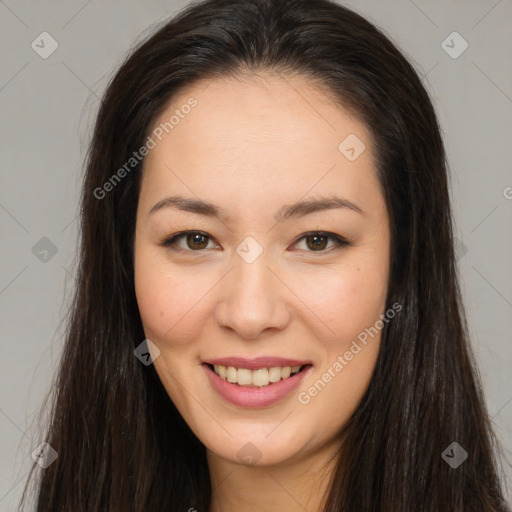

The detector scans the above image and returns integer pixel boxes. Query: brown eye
[162,231,216,252]
[185,232,209,250]
[305,234,329,251]
[293,231,349,253]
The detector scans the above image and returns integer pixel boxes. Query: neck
[207,438,340,512]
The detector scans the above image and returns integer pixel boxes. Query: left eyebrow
[275,196,364,221]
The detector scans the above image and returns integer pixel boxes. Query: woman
[21,0,508,510]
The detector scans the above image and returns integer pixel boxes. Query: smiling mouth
[205,363,311,388]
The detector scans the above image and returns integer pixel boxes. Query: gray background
[0,0,511,509]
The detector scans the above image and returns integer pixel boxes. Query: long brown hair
[20,0,508,510]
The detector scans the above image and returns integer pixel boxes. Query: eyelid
[161,230,220,253]
[161,230,350,254]
[292,231,349,252]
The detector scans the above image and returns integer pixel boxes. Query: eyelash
[160,230,350,255]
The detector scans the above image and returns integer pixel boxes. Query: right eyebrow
[149,196,222,218]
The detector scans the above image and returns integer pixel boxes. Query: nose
[213,253,291,340]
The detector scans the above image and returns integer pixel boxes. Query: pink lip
[205,356,312,370]
[202,363,313,408]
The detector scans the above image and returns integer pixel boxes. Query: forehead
[140,73,380,217]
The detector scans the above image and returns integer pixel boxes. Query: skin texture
[134,73,391,512]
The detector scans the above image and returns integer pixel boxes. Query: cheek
[134,250,217,345]
[304,256,389,420]
[306,261,388,344]
[296,268,386,429]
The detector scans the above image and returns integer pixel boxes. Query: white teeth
[252,368,269,387]
[268,367,282,383]
[212,364,303,387]
[226,366,237,383]
[237,368,252,386]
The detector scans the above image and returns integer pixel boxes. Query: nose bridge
[214,245,290,339]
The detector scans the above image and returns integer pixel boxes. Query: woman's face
[134,73,390,467]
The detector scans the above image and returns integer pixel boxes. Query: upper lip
[204,357,312,370]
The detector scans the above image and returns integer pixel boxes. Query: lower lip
[203,364,312,408]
